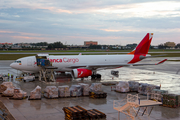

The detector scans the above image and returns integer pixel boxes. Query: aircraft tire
[96,74,101,79]
[91,74,101,80]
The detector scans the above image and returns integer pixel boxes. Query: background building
[164,42,176,48]
[84,41,98,46]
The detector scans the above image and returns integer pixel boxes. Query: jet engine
[72,68,92,78]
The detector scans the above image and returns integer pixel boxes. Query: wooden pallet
[28,96,42,100]
[63,106,88,119]
[63,106,106,120]
[89,91,107,99]
[87,109,106,119]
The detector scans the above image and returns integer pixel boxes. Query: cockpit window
[14,61,21,63]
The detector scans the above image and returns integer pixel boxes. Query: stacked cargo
[37,59,50,67]
[11,88,27,100]
[2,87,14,97]
[62,106,106,120]
[138,83,149,95]
[69,85,83,97]
[128,81,139,92]
[116,81,129,93]
[150,89,168,101]
[78,83,90,96]
[138,83,160,95]
[58,85,70,98]
[0,82,14,94]
[163,94,180,108]
[89,83,107,99]
[62,105,88,120]
[146,84,160,93]
[90,83,102,92]
[29,86,42,100]
[44,86,58,99]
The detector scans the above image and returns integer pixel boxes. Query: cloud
[1,0,180,45]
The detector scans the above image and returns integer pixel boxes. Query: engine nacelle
[72,69,92,78]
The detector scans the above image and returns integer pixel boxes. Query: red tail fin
[128,33,153,55]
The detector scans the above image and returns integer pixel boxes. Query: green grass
[167,60,180,62]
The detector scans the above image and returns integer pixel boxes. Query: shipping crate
[163,94,180,108]
[58,85,70,98]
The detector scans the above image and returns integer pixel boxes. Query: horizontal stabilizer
[155,59,167,65]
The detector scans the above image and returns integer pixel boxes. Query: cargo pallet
[9,96,28,100]
[1,94,14,97]
[63,106,106,120]
[43,96,59,99]
[89,91,107,99]
[162,104,178,108]
[114,90,130,93]
[63,106,89,120]
[87,109,106,119]
[28,96,42,100]
[59,96,71,98]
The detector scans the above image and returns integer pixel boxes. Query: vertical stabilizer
[128,33,153,55]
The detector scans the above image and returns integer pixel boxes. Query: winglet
[155,59,167,65]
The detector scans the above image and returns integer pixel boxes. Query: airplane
[10,33,167,80]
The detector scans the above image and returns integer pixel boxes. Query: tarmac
[0,58,180,120]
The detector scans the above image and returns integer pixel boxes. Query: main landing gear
[91,73,101,80]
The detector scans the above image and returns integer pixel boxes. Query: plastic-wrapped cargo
[58,85,70,97]
[150,89,168,101]
[70,85,82,97]
[139,83,160,95]
[128,81,139,92]
[12,88,27,99]
[0,82,14,93]
[2,87,14,97]
[29,86,41,100]
[90,83,102,92]
[78,83,90,96]
[44,86,58,98]
[146,84,160,93]
[116,81,129,93]
[138,83,148,95]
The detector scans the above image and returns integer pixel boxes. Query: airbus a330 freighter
[10,33,167,80]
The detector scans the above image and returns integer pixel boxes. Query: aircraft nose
[10,63,16,69]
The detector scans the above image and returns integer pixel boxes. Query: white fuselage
[10,54,135,73]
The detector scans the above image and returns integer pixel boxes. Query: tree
[48,44,53,49]
[47,41,66,49]
[158,44,165,49]
[36,42,48,46]
[88,45,102,49]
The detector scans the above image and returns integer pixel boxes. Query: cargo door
[27,58,32,66]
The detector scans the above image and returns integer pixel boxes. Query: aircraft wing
[68,59,167,70]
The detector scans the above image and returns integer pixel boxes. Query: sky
[1,0,180,46]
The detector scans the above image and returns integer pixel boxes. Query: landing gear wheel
[96,74,101,79]
[91,74,101,80]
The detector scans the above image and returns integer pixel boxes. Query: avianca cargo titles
[10,33,167,79]
[49,58,79,63]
